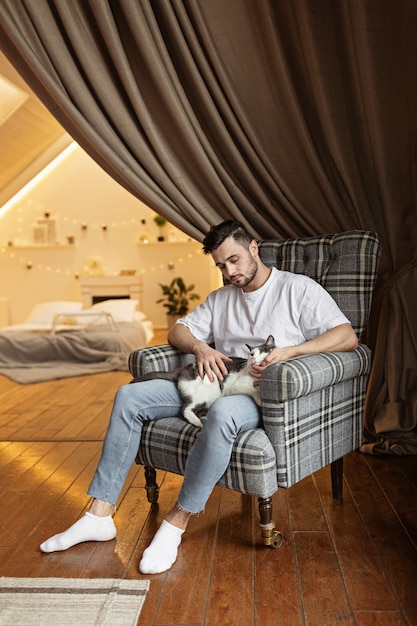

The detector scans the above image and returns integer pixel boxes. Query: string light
[4,211,194,236]
[0,242,202,277]
[2,198,197,277]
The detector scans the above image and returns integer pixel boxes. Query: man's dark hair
[202,220,254,254]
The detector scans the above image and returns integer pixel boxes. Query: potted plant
[157,277,200,326]
[153,214,167,241]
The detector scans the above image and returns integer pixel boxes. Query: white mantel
[79,275,142,308]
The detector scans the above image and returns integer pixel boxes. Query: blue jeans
[88,380,261,514]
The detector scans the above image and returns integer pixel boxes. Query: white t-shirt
[177,267,350,357]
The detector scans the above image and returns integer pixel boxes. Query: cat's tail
[182,407,203,428]
[130,369,181,384]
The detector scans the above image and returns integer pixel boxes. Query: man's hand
[248,347,289,384]
[194,344,232,382]
[168,322,232,382]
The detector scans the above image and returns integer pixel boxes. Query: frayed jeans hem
[176,499,204,516]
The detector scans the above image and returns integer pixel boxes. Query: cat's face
[247,335,275,365]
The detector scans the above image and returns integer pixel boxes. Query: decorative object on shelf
[33,211,58,245]
[66,235,75,244]
[137,232,150,244]
[153,214,167,241]
[101,223,108,231]
[119,269,137,276]
[81,222,88,230]
[156,276,199,327]
[137,218,150,244]
[83,256,106,276]
[33,223,48,244]
[26,261,33,269]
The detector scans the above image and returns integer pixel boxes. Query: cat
[131,335,275,428]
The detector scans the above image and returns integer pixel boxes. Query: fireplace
[79,275,142,308]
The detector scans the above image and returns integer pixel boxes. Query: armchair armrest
[260,344,372,403]
[128,344,195,378]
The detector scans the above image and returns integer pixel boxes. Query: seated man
[40,220,358,574]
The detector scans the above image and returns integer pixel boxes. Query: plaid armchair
[129,231,381,547]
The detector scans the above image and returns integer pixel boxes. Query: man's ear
[249,239,258,256]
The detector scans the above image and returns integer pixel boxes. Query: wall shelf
[4,243,76,249]
[137,241,194,246]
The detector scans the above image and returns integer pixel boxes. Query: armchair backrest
[258,230,381,339]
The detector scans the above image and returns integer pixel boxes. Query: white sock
[139,519,185,574]
[40,512,116,553]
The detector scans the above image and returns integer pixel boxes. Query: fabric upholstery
[130,231,381,497]
[258,230,381,339]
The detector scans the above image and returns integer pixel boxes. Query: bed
[0,299,154,384]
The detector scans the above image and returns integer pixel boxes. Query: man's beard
[233,257,258,289]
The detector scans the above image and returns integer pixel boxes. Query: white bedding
[0,319,154,342]
[0,300,154,384]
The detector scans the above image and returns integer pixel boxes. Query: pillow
[24,301,83,325]
[133,310,146,322]
[89,299,138,322]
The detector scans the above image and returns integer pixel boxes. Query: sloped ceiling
[0,51,66,202]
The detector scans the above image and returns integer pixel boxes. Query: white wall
[0,143,221,327]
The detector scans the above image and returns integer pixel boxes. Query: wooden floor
[0,334,416,625]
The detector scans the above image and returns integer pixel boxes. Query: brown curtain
[0,0,416,454]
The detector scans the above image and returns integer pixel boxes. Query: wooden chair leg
[258,497,283,548]
[331,457,343,500]
[144,466,159,504]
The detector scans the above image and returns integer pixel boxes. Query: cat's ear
[267,335,275,346]
[246,343,253,352]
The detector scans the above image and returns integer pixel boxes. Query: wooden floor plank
[287,473,327,532]
[354,612,408,626]
[345,453,417,625]
[314,459,399,612]
[294,531,355,625]
[154,488,221,624]
[362,453,417,548]
[254,489,304,626]
[204,488,256,626]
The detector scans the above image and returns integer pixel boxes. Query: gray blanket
[0,322,147,384]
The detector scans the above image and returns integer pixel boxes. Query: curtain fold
[0,0,416,453]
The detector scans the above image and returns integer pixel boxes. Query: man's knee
[205,397,241,431]
[114,383,134,404]
[204,396,260,433]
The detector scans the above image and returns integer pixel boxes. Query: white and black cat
[131,335,275,427]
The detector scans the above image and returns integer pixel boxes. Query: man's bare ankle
[89,499,114,517]
[165,504,191,530]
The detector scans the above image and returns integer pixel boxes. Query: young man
[40,220,358,574]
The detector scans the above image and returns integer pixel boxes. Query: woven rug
[0,578,150,626]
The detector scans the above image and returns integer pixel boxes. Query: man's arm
[251,323,358,378]
[168,322,232,381]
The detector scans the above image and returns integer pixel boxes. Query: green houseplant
[157,277,200,325]
[153,214,167,241]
